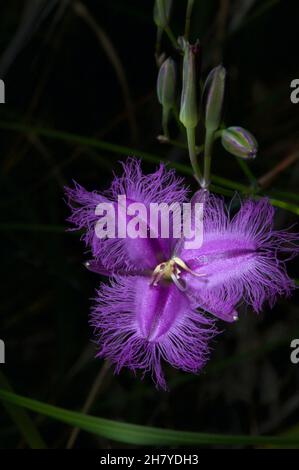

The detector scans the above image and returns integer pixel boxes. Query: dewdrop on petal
[221,126,258,160]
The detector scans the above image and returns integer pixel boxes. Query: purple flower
[66,158,298,389]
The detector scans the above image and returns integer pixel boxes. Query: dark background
[0,0,299,449]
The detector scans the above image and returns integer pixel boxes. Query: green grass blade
[267,189,299,204]
[0,372,47,449]
[0,389,299,447]
[267,197,299,215]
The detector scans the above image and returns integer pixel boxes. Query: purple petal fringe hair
[65,158,298,389]
[91,277,216,390]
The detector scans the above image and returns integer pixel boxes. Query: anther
[150,256,206,291]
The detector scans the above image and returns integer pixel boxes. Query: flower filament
[150,256,206,291]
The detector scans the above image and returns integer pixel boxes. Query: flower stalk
[185,0,195,40]
[179,39,202,183]
[186,127,203,184]
[153,0,177,52]
[162,107,170,138]
[203,128,214,189]
[203,65,226,189]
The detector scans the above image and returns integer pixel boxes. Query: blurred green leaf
[0,389,299,446]
[0,121,299,215]
[268,189,299,204]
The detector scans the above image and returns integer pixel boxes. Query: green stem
[158,135,203,154]
[162,106,170,138]
[214,129,223,140]
[186,127,203,184]
[155,27,163,65]
[172,106,185,133]
[164,25,178,49]
[185,0,195,39]
[203,128,215,189]
[235,157,257,188]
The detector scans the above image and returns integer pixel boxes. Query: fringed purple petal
[65,181,106,247]
[188,288,239,323]
[106,157,188,205]
[65,158,188,272]
[91,276,217,389]
[181,194,298,318]
[85,259,151,277]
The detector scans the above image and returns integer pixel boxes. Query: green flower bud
[157,57,176,110]
[179,40,199,129]
[204,65,226,132]
[153,0,172,29]
[221,126,258,159]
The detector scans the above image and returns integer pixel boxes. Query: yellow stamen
[150,256,206,291]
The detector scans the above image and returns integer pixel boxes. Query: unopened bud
[157,57,176,110]
[221,126,258,159]
[204,65,226,132]
[179,40,199,129]
[153,0,172,29]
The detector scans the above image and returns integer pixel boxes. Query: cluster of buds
[154,0,258,187]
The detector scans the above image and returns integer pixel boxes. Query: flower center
[150,256,206,291]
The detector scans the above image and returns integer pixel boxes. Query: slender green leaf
[267,197,299,215]
[267,189,299,204]
[0,389,299,446]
